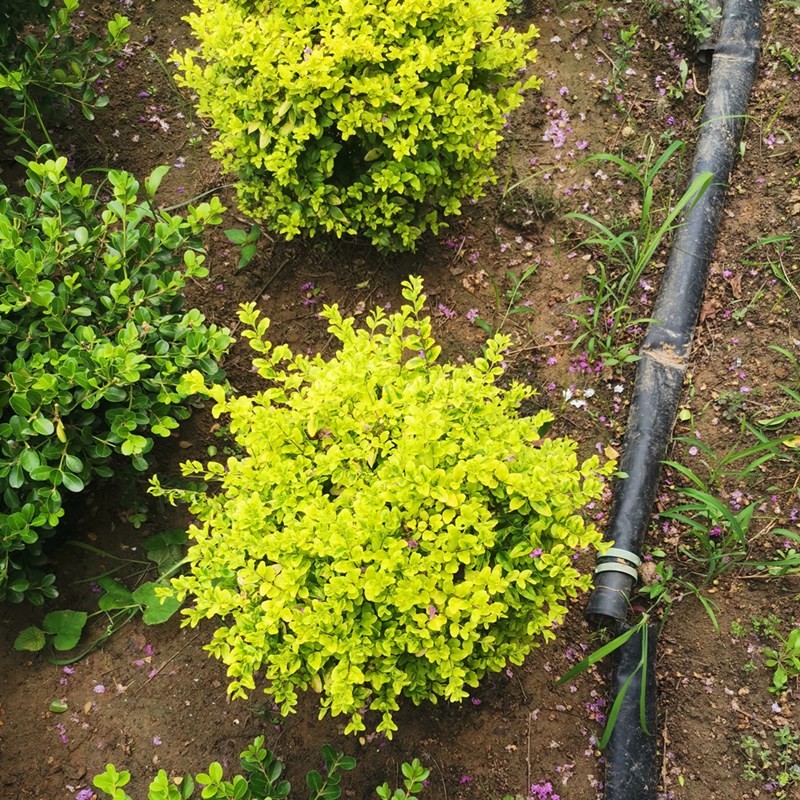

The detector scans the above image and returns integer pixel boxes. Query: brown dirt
[1,2,799,799]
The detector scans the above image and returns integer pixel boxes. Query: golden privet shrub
[175,0,540,250]
[152,278,613,738]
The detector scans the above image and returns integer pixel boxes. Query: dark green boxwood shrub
[0,0,130,141]
[0,0,51,49]
[175,0,541,250]
[0,152,232,603]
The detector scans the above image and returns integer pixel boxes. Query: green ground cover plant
[741,725,800,799]
[674,0,722,44]
[0,152,231,604]
[93,738,430,800]
[175,0,541,250]
[13,530,188,661]
[761,622,800,695]
[150,277,614,737]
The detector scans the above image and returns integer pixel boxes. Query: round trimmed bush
[175,0,541,250]
[154,278,612,737]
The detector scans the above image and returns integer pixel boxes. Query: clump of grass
[565,139,711,367]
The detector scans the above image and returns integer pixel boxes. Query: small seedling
[675,0,722,44]
[763,627,800,695]
[13,531,187,663]
[638,560,720,632]
[743,233,800,304]
[767,40,800,74]
[375,759,430,800]
[672,430,788,489]
[225,225,262,270]
[602,24,640,105]
[741,725,800,799]
[474,264,539,338]
[659,468,756,583]
[731,620,747,638]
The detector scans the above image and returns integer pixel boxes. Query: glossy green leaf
[146,165,171,198]
[98,579,135,611]
[32,416,55,436]
[61,471,85,493]
[42,610,88,651]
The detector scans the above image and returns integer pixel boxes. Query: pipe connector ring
[594,547,642,581]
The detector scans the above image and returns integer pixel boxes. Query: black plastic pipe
[604,622,659,798]
[586,0,762,624]
[581,1,762,799]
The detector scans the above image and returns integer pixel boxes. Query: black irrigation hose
[582,0,762,798]
[587,0,762,624]
[604,622,659,798]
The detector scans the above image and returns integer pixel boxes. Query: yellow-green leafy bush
[152,278,611,737]
[175,0,540,250]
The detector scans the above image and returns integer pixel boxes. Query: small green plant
[12,531,187,661]
[672,431,788,488]
[753,613,785,640]
[565,140,711,367]
[0,151,232,603]
[731,619,747,637]
[731,283,769,326]
[736,615,800,696]
[473,264,539,337]
[660,461,757,582]
[743,233,800,305]
[763,626,800,695]
[602,24,639,104]
[741,725,800,799]
[755,345,800,439]
[225,225,263,271]
[376,760,430,800]
[92,738,404,800]
[757,389,800,433]
[674,0,722,44]
[767,40,800,74]
[745,529,800,578]
[175,0,541,250]
[638,556,720,631]
[0,0,130,144]
[666,58,691,100]
[151,276,613,737]
[499,166,557,231]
